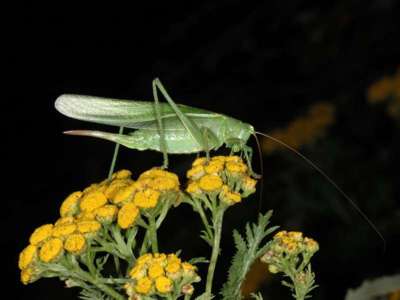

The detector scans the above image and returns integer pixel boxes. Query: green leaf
[220,210,277,300]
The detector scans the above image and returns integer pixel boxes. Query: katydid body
[55,94,254,154]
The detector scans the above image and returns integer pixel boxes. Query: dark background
[6,1,400,299]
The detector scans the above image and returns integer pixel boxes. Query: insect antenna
[255,131,386,251]
[251,132,264,213]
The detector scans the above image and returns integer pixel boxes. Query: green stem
[140,231,150,255]
[205,207,225,297]
[149,215,159,253]
[108,126,124,179]
[71,259,125,300]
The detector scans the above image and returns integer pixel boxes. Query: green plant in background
[18,155,319,299]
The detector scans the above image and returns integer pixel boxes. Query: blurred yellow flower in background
[262,102,335,154]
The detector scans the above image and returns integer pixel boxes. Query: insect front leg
[225,138,261,178]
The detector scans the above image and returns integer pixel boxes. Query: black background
[6,1,400,299]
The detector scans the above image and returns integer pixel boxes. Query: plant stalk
[205,207,225,297]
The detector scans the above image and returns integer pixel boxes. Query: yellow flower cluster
[59,168,179,230]
[186,156,258,205]
[367,68,400,119]
[262,102,335,154]
[261,231,319,274]
[124,253,200,298]
[19,168,180,285]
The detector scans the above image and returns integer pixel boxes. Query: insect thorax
[223,117,254,146]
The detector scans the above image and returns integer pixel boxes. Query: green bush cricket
[55,78,385,247]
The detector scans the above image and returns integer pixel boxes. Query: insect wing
[55,94,214,129]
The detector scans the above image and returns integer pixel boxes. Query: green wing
[55,94,218,128]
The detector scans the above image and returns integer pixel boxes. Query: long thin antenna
[252,133,264,213]
[255,130,386,251]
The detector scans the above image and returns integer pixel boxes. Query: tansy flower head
[79,191,108,212]
[60,191,82,217]
[18,245,37,270]
[135,276,153,295]
[148,263,165,279]
[52,223,77,238]
[220,185,241,205]
[198,174,223,192]
[112,169,132,180]
[77,220,101,235]
[155,276,173,293]
[187,165,205,180]
[104,179,132,201]
[133,189,160,208]
[64,234,86,254]
[55,216,75,226]
[20,266,39,285]
[111,184,136,205]
[39,238,64,263]
[95,204,118,224]
[29,224,53,246]
[118,202,139,229]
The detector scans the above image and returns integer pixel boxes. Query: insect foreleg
[152,80,169,169]
[225,138,260,178]
[242,144,261,179]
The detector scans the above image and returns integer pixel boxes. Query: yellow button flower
[20,266,36,285]
[118,202,139,229]
[187,165,205,180]
[242,176,257,191]
[149,177,179,191]
[104,179,131,200]
[186,181,201,194]
[225,155,241,162]
[39,238,64,263]
[204,160,224,174]
[165,261,180,274]
[112,184,136,205]
[221,188,241,204]
[79,191,108,212]
[133,189,160,208]
[18,245,37,270]
[95,204,118,223]
[77,220,101,234]
[226,161,248,173]
[76,211,96,221]
[60,191,82,217]
[135,276,152,295]
[192,157,207,167]
[129,264,147,280]
[112,169,132,179]
[198,174,223,192]
[64,234,86,254]
[52,223,77,238]
[181,262,196,275]
[55,216,75,226]
[136,253,153,265]
[148,263,164,279]
[29,224,53,245]
[155,276,173,293]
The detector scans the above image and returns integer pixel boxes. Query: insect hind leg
[152,79,169,169]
